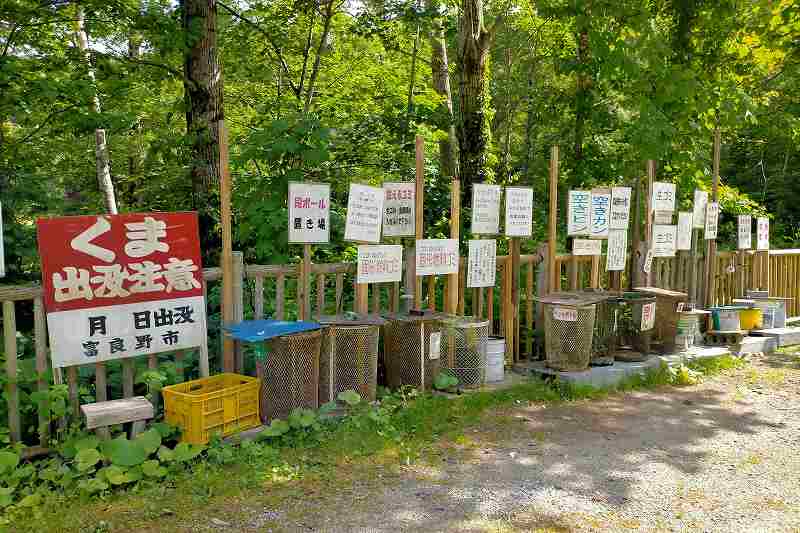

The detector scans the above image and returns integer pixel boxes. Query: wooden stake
[645,160,656,286]
[548,146,559,294]
[511,238,521,362]
[704,126,721,307]
[219,120,235,373]
[447,179,461,314]
[302,244,312,320]
[413,135,425,309]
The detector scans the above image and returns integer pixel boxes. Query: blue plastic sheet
[224,319,321,343]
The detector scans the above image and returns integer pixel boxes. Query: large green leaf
[337,390,362,406]
[172,443,205,463]
[74,436,100,452]
[258,419,290,438]
[141,460,167,478]
[288,408,317,429]
[135,428,162,455]
[102,437,148,467]
[0,451,20,474]
[75,449,102,472]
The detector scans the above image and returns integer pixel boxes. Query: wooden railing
[3,247,798,445]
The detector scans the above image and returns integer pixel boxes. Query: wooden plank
[148,353,159,412]
[447,179,461,314]
[67,366,80,419]
[199,279,210,377]
[275,273,286,320]
[219,121,235,373]
[316,273,326,316]
[302,245,312,321]
[3,301,20,442]
[254,275,264,320]
[81,396,154,429]
[335,273,344,314]
[487,286,494,335]
[245,264,298,277]
[371,283,380,314]
[392,281,400,313]
[457,264,465,316]
[122,359,135,398]
[33,296,49,445]
[428,276,436,311]
[232,251,245,374]
[0,285,43,301]
[477,287,484,319]
[526,261,534,359]
[414,135,425,310]
[94,364,110,439]
[590,255,600,289]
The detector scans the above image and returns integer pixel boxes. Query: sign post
[345,183,384,313]
[703,126,721,307]
[219,121,234,373]
[289,183,330,320]
[505,186,533,363]
[471,184,502,319]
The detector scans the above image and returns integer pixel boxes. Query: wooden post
[199,279,210,377]
[503,257,514,364]
[548,146,559,294]
[413,135,425,309]
[3,301,19,442]
[232,251,244,372]
[355,278,369,314]
[219,120,235,373]
[33,297,49,444]
[704,126,721,307]
[511,238,521,362]
[645,160,656,286]
[447,179,461,314]
[629,174,642,290]
[302,245,312,320]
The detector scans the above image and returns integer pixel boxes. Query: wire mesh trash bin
[316,314,385,403]
[537,294,603,372]
[634,287,688,354]
[439,316,490,388]
[383,313,445,391]
[224,319,322,424]
[613,292,657,362]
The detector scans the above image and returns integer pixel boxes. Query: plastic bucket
[710,307,743,332]
[486,336,505,383]
[738,308,763,330]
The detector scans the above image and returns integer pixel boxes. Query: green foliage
[336,390,362,406]
[433,373,459,391]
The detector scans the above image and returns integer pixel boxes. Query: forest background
[1,0,798,282]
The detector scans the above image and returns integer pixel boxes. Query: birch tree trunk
[74,7,118,214]
[574,5,591,162]
[457,0,493,198]
[427,0,458,179]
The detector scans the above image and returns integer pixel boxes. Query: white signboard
[553,307,578,322]
[0,202,5,278]
[757,217,770,250]
[505,187,533,237]
[652,182,676,211]
[428,332,441,360]
[654,211,673,225]
[704,202,720,240]
[357,245,403,284]
[693,190,708,229]
[641,302,656,331]
[344,184,384,243]
[610,187,632,229]
[471,184,502,235]
[567,190,591,236]
[382,182,415,237]
[467,240,497,288]
[416,239,459,276]
[677,212,693,251]
[288,183,330,243]
[606,229,627,271]
[652,225,677,257]
[738,215,752,250]
[590,189,611,238]
[572,239,602,256]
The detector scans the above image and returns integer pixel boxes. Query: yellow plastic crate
[163,373,260,444]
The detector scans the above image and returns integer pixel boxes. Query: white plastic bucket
[486,336,505,383]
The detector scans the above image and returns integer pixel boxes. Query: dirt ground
[193,351,800,532]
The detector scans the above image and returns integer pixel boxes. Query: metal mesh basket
[543,303,596,372]
[440,317,489,388]
[634,287,687,354]
[384,315,443,391]
[257,329,321,423]
[320,324,379,403]
[614,293,656,361]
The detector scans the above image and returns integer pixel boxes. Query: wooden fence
[3,248,799,446]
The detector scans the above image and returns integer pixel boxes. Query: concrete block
[750,327,800,347]
[735,336,777,355]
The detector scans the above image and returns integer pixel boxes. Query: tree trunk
[74,7,118,214]
[574,26,590,163]
[457,0,493,199]
[427,0,458,178]
[303,0,335,114]
[182,0,223,255]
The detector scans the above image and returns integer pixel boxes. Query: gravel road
[215,351,800,532]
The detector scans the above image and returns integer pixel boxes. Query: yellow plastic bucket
[738,308,763,330]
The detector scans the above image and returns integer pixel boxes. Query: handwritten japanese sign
[416,239,459,276]
[652,225,677,257]
[610,187,632,229]
[641,302,656,331]
[757,217,770,250]
[677,212,693,251]
[471,184,502,235]
[704,202,720,240]
[504,187,533,237]
[651,182,676,212]
[572,239,602,256]
[36,213,205,368]
[467,240,497,288]
[693,190,708,229]
[606,230,627,271]
[567,190,591,236]
[345,184,384,243]
[643,249,654,274]
[738,215,752,250]
[553,307,578,322]
[590,189,611,238]
[288,182,330,243]
[357,245,403,284]
[382,182,415,237]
